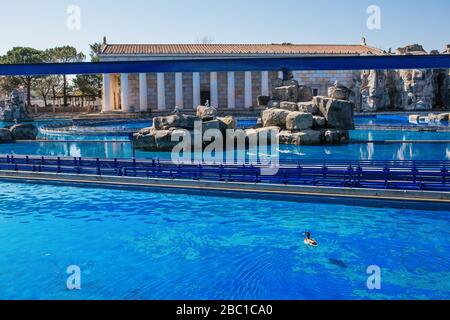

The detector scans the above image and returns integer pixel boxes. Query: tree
[46,46,85,106]
[73,43,103,101]
[34,76,60,106]
[0,47,45,107]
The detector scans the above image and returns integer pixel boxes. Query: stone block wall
[251,71,262,106]
[182,73,194,109]
[128,74,140,110]
[147,73,158,111]
[293,70,357,96]
[164,73,176,109]
[217,72,228,109]
[235,72,245,109]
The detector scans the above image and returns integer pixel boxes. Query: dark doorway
[200,90,210,105]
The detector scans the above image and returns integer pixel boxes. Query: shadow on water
[328,258,348,269]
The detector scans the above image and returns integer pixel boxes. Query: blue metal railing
[0,155,449,192]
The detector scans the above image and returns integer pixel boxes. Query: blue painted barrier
[1,55,450,76]
[0,155,449,192]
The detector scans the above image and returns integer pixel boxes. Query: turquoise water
[355,114,450,128]
[0,181,449,300]
[0,130,448,161]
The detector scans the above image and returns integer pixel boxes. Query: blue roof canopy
[0,54,449,76]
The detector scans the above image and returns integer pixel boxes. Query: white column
[192,72,200,108]
[244,71,252,108]
[210,72,218,107]
[157,73,166,111]
[227,72,235,109]
[175,72,184,108]
[139,73,148,112]
[261,71,269,96]
[102,74,112,112]
[120,73,129,112]
[278,71,283,79]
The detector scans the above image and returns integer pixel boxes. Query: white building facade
[99,43,382,113]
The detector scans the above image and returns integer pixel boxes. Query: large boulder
[133,128,157,150]
[298,85,314,102]
[272,85,298,102]
[314,96,355,130]
[279,101,299,111]
[285,112,313,131]
[0,128,14,143]
[154,129,192,151]
[323,129,350,144]
[297,102,319,115]
[217,116,237,131]
[261,108,290,127]
[313,116,326,129]
[153,114,199,130]
[196,105,218,120]
[279,130,323,146]
[257,96,271,107]
[9,124,38,140]
[246,127,280,145]
[328,84,351,100]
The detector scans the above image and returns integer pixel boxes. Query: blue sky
[0,0,448,57]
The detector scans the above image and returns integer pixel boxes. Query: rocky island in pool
[133,80,354,150]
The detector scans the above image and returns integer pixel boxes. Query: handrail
[0,155,449,192]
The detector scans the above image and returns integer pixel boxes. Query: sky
[0,0,449,58]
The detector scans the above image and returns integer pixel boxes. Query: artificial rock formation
[133,105,238,151]
[0,90,33,122]
[258,81,354,146]
[356,44,450,112]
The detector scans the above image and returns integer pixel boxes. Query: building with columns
[98,42,383,113]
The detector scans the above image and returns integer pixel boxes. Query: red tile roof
[100,44,383,56]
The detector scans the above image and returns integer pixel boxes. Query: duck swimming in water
[304,232,318,247]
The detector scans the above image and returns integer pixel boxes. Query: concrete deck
[1,170,449,210]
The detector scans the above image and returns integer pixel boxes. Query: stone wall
[182,73,194,110]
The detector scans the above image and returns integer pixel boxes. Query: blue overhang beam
[0,55,450,76]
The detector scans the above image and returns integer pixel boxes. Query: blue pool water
[1,129,448,161]
[355,114,450,128]
[0,182,448,300]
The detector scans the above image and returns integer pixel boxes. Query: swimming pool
[355,114,450,128]
[1,130,448,161]
[0,181,448,300]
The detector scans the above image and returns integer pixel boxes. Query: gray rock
[133,129,157,150]
[279,101,299,111]
[197,105,218,120]
[9,124,38,140]
[217,117,237,130]
[285,112,313,131]
[328,85,351,100]
[153,114,199,130]
[267,100,280,109]
[261,108,290,127]
[154,129,192,151]
[324,129,350,144]
[298,85,314,102]
[0,90,34,123]
[246,127,280,145]
[297,102,319,115]
[313,116,326,129]
[279,130,323,146]
[0,128,14,143]
[273,85,298,102]
[314,96,355,130]
[257,96,271,107]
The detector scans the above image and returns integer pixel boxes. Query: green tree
[46,46,85,106]
[73,43,103,101]
[0,47,45,107]
[34,76,60,106]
